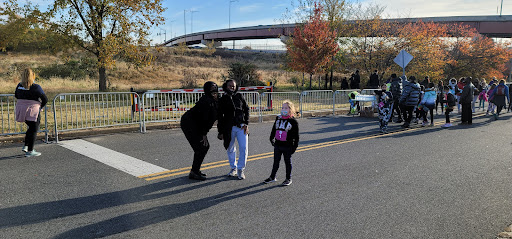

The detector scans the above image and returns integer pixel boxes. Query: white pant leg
[227,126,238,169]
[235,126,249,170]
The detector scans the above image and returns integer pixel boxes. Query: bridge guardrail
[1,94,49,142]
[52,92,141,142]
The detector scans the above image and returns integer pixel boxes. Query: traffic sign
[394,50,413,69]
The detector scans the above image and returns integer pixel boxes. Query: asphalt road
[1,111,511,238]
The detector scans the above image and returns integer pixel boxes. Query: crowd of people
[374,74,510,133]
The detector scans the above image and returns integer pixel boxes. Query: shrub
[37,58,97,80]
[228,62,263,86]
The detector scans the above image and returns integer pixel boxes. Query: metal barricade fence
[300,90,334,115]
[53,92,141,142]
[2,89,376,141]
[141,92,203,132]
[239,92,261,119]
[260,92,301,117]
[1,94,48,141]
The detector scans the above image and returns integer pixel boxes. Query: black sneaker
[199,171,207,176]
[282,179,292,186]
[188,171,206,181]
[263,177,277,184]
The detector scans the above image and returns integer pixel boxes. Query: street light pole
[190,10,199,33]
[229,0,238,49]
[184,10,187,44]
[500,0,503,16]
[157,28,166,44]
[169,20,175,41]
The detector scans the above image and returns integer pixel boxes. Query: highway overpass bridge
[163,15,512,47]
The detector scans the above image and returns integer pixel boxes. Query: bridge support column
[280,36,291,44]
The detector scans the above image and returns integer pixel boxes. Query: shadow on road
[0,175,279,237]
[0,155,25,161]
[52,182,279,238]
[300,112,500,144]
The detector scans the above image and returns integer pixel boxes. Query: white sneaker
[25,150,41,157]
[441,123,452,128]
[237,169,245,180]
[22,146,28,152]
[227,168,237,177]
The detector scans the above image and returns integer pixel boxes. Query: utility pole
[229,0,238,49]
[169,20,175,41]
[184,10,187,44]
[500,0,504,16]
[157,28,166,43]
[190,10,199,33]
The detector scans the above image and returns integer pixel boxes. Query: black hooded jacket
[218,82,250,149]
[180,82,218,136]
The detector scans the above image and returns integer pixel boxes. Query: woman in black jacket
[181,81,219,180]
[217,80,250,180]
[15,68,48,157]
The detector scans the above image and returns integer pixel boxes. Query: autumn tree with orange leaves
[445,24,512,79]
[394,20,450,80]
[287,3,339,89]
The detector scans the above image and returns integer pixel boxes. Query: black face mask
[226,88,235,95]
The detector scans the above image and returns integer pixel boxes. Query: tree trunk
[309,74,312,90]
[324,72,328,89]
[99,66,107,92]
[302,72,305,87]
[329,69,333,90]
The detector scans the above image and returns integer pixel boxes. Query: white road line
[60,139,169,177]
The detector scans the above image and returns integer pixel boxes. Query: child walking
[375,84,393,133]
[265,100,299,186]
[487,83,497,116]
[478,81,488,111]
[441,86,456,128]
[420,82,437,126]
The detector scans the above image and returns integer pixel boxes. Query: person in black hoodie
[181,81,219,180]
[264,100,299,186]
[217,80,250,180]
[15,68,48,157]
[389,74,402,123]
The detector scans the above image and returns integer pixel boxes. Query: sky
[156,0,512,45]
[9,0,512,45]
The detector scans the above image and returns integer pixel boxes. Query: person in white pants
[217,80,250,180]
[227,124,248,177]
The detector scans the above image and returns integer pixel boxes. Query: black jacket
[270,116,299,151]
[181,95,218,136]
[460,83,474,104]
[442,93,456,107]
[399,81,421,106]
[390,77,402,101]
[15,83,48,107]
[218,92,250,149]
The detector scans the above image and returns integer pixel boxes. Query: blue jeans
[227,126,248,170]
[270,145,293,180]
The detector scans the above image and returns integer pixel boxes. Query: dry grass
[0,48,317,95]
